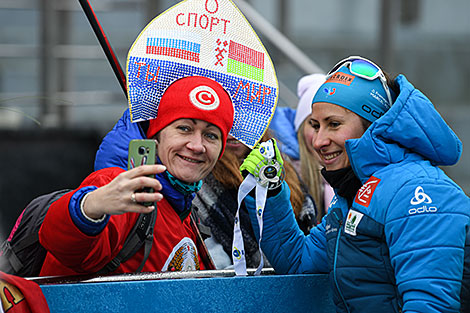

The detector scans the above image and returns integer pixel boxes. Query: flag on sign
[146,37,201,62]
[227,40,264,81]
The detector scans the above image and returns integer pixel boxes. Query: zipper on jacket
[332,211,351,313]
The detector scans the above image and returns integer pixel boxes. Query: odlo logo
[408,186,437,215]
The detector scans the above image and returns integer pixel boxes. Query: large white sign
[127,0,278,148]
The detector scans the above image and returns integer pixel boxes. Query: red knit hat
[146,76,234,157]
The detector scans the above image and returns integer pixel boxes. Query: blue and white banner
[126,0,278,148]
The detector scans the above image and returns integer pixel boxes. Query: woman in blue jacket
[241,56,470,312]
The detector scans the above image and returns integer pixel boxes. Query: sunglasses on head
[326,56,393,108]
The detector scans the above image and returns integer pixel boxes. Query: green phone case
[128,139,157,206]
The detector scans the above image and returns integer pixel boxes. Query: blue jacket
[245,75,470,312]
[94,108,146,171]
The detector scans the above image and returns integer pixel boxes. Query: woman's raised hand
[82,164,167,219]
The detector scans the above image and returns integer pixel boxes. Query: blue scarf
[155,159,202,218]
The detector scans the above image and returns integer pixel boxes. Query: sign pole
[78,0,128,97]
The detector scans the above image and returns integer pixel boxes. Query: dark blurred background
[0,129,101,239]
[1,0,469,240]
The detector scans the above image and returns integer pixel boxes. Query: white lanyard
[232,173,268,276]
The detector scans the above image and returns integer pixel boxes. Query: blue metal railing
[38,270,335,312]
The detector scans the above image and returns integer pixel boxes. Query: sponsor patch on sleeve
[354,176,381,207]
[344,210,364,236]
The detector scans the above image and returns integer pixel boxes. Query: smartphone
[128,139,157,206]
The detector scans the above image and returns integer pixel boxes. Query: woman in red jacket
[38,76,234,276]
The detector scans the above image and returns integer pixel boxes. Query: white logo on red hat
[189,85,220,110]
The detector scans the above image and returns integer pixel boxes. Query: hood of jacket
[346,74,462,183]
[94,109,146,171]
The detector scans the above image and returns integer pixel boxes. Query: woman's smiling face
[156,118,222,183]
[309,102,367,171]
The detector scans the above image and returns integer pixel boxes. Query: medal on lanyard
[232,140,282,276]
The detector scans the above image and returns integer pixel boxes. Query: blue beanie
[312,66,391,122]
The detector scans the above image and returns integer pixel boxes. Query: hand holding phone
[128,139,157,206]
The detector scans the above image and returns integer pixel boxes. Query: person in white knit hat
[294,73,334,221]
